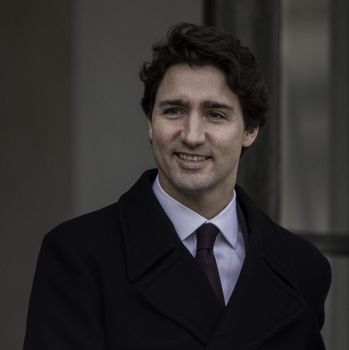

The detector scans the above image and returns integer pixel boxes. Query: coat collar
[118,170,307,348]
[118,169,182,282]
[118,169,224,344]
[208,185,307,349]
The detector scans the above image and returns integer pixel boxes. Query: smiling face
[149,64,258,213]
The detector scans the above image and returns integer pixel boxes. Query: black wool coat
[23,169,331,350]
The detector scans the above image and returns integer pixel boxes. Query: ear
[148,119,153,142]
[242,127,259,148]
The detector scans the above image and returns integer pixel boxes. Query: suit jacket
[23,169,331,350]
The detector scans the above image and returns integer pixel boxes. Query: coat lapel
[207,187,307,349]
[118,170,224,345]
[118,172,307,348]
[208,236,307,349]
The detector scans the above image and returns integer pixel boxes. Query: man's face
[149,64,258,204]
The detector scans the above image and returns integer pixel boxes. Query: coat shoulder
[274,222,330,272]
[235,184,331,299]
[236,184,330,277]
[266,219,331,302]
[43,202,121,254]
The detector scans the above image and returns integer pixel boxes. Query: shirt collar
[152,175,239,249]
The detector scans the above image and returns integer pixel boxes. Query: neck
[159,180,235,219]
[178,191,234,219]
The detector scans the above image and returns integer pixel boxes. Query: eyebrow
[158,99,234,111]
[158,99,190,109]
[201,101,234,111]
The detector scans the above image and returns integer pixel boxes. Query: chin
[171,177,213,195]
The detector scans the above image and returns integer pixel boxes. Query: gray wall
[1,2,74,349]
[280,0,349,348]
[0,1,202,349]
[72,0,201,215]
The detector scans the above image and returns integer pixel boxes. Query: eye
[207,111,226,121]
[163,107,184,118]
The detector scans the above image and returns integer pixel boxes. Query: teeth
[178,153,208,162]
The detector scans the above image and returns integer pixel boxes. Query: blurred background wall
[1,1,348,349]
[1,1,202,349]
[280,0,349,348]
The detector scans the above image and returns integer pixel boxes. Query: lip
[174,152,211,170]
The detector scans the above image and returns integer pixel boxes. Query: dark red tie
[195,223,225,304]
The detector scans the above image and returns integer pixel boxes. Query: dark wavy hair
[140,23,268,131]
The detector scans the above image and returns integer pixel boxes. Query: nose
[180,114,206,147]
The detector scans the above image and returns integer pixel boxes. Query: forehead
[155,64,238,105]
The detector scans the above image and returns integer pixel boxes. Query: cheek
[151,126,169,154]
[152,129,165,147]
[216,136,243,160]
[148,125,153,141]
[153,122,178,145]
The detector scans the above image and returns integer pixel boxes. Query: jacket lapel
[118,170,224,345]
[118,172,307,348]
[207,187,307,349]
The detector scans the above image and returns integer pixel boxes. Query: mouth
[175,152,211,163]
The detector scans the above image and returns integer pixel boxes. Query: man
[24,23,331,349]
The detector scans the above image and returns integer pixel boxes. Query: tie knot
[196,223,219,251]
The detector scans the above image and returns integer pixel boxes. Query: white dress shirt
[152,176,245,304]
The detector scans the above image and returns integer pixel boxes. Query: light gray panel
[323,255,349,350]
[280,0,330,231]
[281,0,349,348]
[73,0,202,214]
